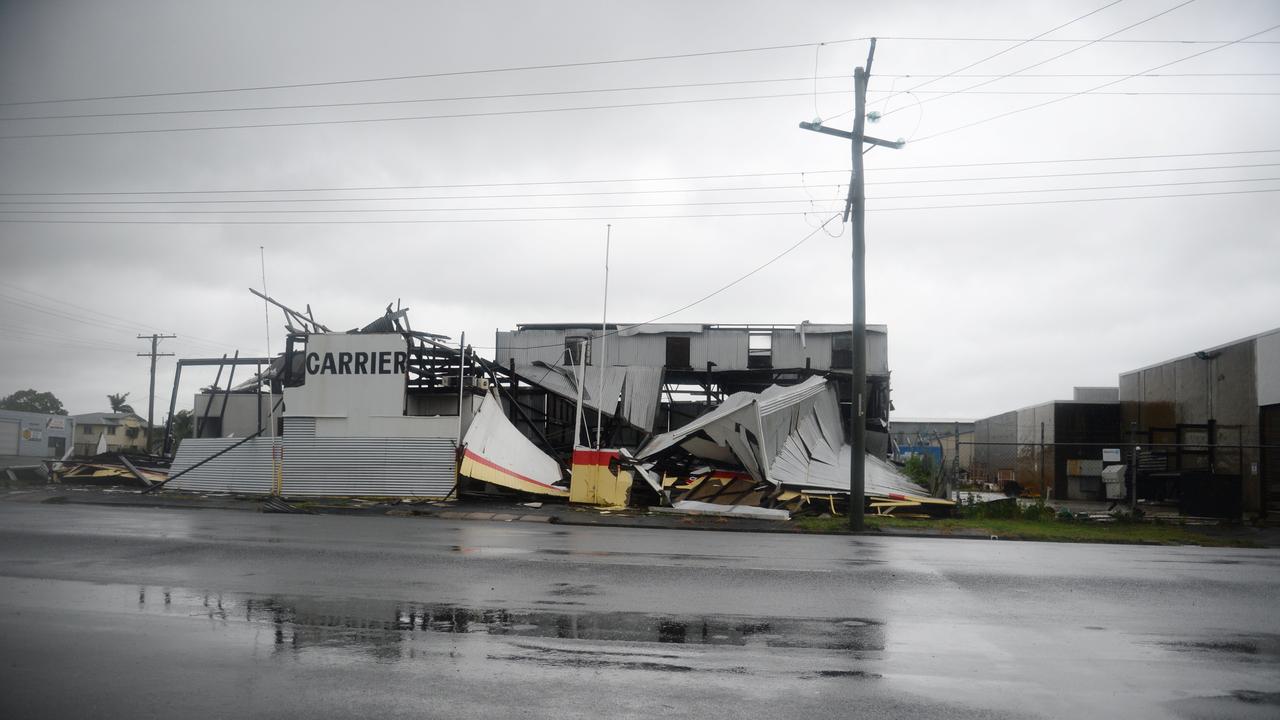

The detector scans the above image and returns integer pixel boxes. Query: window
[564,336,591,366]
[832,333,853,369]
[747,331,772,369]
[665,337,691,368]
[125,427,140,439]
[106,426,118,436]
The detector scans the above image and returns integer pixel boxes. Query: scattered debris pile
[458,392,568,498]
[632,377,951,518]
[54,453,170,488]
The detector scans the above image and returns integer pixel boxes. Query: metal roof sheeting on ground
[637,376,929,500]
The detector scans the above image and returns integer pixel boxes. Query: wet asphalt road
[0,503,1278,719]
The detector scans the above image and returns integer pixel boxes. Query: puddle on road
[1152,636,1280,659]
[11,578,885,660]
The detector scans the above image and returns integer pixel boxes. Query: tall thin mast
[596,224,611,449]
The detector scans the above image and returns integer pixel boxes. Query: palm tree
[107,392,134,414]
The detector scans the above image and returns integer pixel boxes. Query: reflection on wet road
[0,503,1278,719]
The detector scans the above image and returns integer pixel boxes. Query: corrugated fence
[168,436,456,497]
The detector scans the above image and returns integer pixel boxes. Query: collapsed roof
[636,376,926,499]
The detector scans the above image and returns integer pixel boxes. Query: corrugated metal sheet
[280,437,456,497]
[167,436,456,498]
[284,417,315,437]
[168,437,280,494]
[702,329,749,370]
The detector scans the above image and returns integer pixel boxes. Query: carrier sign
[306,350,407,376]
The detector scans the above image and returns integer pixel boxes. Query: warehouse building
[1119,327,1280,517]
[0,409,75,466]
[971,388,1121,499]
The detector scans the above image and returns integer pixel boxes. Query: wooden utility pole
[799,38,902,531]
[137,334,176,450]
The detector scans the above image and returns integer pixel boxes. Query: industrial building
[495,322,892,457]
[1119,327,1280,517]
[0,409,75,466]
[971,388,1121,500]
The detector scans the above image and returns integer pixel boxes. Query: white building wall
[495,325,886,373]
[771,328,888,373]
[193,393,274,437]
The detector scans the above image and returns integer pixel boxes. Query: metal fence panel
[168,438,280,494]
[167,436,456,498]
[280,437,457,497]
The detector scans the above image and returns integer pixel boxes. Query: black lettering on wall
[305,352,320,374]
[321,354,337,374]
[338,352,353,375]
[394,351,407,375]
[354,352,368,374]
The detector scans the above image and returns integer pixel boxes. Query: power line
[883,0,1199,117]
[0,323,145,353]
[4,83,1271,123]
[470,215,844,351]
[0,38,871,108]
[914,22,1280,143]
[11,162,1277,206]
[876,72,1280,78]
[867,162,1280,186]
[873,187,1280,211]
[1,148,1275,197]
[0,283,233,351]
[874,35,1280,44]
[0,198,856,215]
[0,279,232,349]
[4,31,1273,109]
[874,175,1280,200]
[1,187,1274,224]
[3,176,1273,216]
[0,76,861,122]
[900,90,1280,96]
[881,0,1129,106]
[0,90,854,140]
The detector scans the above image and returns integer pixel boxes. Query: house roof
[71,412,149,427]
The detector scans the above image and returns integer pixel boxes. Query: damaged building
[493,322,893,456]
[152,296,940,518]
[165,301,482,497]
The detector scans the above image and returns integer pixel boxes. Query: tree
[170,409,193,442]
[0,389,67,415]
[107,392,134,414]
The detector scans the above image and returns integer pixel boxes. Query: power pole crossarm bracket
[798,122,904,148]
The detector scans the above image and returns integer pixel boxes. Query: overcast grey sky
[1,0,1277,422]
